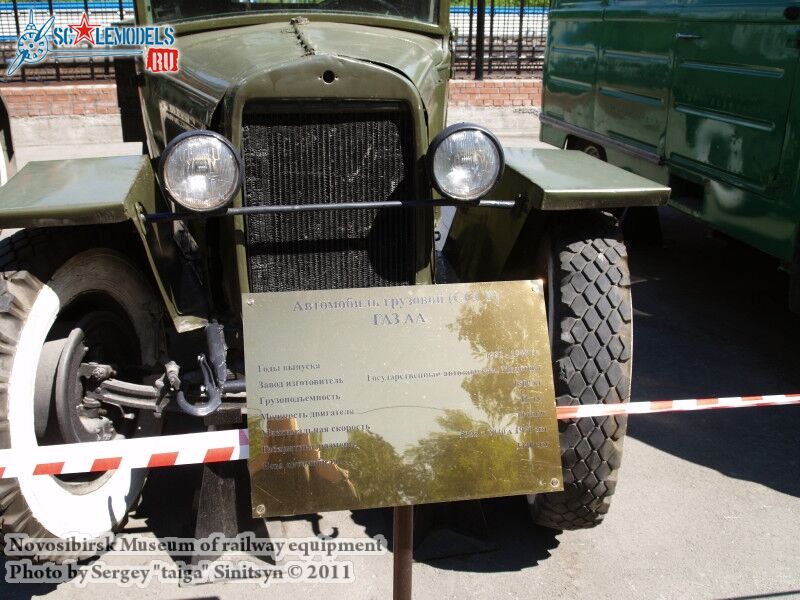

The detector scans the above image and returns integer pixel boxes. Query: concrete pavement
[448,105,550,148]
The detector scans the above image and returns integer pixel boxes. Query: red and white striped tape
[0,429,249,480]
[555,393,800,419]
[0,394,797,479]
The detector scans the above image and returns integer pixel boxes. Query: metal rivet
[255,504,266,516]
[550,478,560,488]
[247,298,255,306]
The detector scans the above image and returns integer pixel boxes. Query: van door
[596,0,681,159]
[543,0,607,131]
[666,1,800,191]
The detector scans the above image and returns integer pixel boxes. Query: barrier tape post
[0,394,798,479]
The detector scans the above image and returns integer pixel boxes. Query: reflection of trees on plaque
[248,414,359,515]
[450,283,540,425]
[326,429,418,505]
[245,283,557,514]
[399,284,549,502]
[405,409,534,501]
[247,414,264,470]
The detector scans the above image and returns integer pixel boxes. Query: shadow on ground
[132,207,800,579]
[627,208,800,497]
[351,496,560,572]
[27,206,793,589]
[135,466,560,573]
[0,558,60,600]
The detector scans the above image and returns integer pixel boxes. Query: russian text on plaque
[243,281,562,516]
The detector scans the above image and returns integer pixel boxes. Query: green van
[540,0,800,311]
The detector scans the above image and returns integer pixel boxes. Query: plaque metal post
[392,505,414,600]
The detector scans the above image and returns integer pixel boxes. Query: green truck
[0,0,668,559]
[541,0,800,312]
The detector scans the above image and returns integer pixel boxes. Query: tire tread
[532,212,633,530]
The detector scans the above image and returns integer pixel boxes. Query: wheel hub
[34,310,140,447]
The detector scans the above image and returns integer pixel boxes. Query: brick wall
[0,83,120,117]
[448,79,542,107]
[0,79,543,118]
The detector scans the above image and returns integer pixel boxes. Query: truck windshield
[150,0,439,25]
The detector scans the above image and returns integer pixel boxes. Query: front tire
[529,212,633,529]
[0,231,163,560]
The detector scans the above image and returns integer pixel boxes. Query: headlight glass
[431,127,503,201]
[162,133,241,212]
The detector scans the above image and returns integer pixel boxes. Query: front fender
[444,147,670,280]
[0,155,151,227]
[0,155,206,333]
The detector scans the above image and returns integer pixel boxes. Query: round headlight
[428,123,504,201]
[160,131,242,212]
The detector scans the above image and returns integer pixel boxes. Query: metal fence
[1,1,134,81]
[1,1,547,82]
[451,2,548,78]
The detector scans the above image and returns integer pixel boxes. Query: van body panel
[543,1,605,129]
[667,5,799,191]
[597,1,680,155]
[542,0,800,263]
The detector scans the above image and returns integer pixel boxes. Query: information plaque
[243,281,562,517]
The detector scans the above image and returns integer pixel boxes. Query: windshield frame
[135,0,450,37]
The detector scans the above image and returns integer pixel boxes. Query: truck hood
[170,19,446,111]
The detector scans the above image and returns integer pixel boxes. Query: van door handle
[676,32,703,40]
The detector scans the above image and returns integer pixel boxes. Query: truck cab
[0,0,667,559]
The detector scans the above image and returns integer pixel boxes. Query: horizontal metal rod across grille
[142,198,520,222]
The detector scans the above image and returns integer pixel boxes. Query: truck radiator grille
[241,105,417,293]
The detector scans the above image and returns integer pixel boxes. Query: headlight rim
[426,122,505,202]
[159,129,244,213]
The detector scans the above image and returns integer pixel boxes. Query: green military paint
[542,0,800,265]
